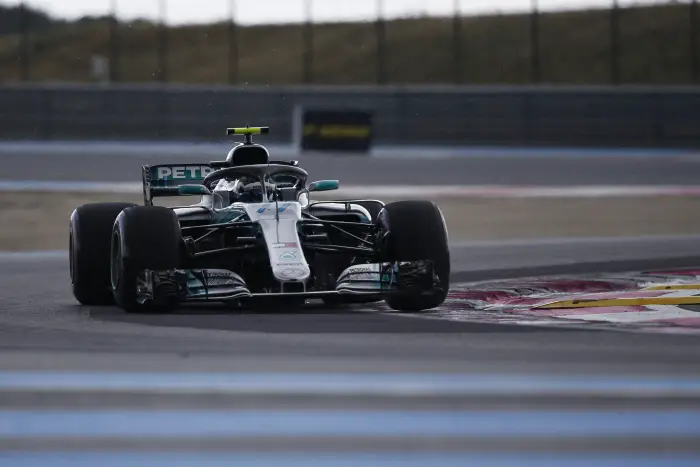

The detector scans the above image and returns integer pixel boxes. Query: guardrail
[1,83,698,148]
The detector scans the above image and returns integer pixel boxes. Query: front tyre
[70,202,137,305]
[378,200,450,312]
[111,206,182,313]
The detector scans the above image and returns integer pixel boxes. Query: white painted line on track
[3,453,700,467]
[2,236,696,261]
[1,140,697,159]
[1,372,700,397]
[0,181,142,193]
[0,250,65,260]
[345,185,700,198]
[4,180,700,198]
[3,233,699,255]
[0,141,296,157]
[1,409,699,438]
[449,234,700,248]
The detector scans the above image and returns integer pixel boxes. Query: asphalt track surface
[3,237,700,375]
[2,241,700,464]
[3,145,700,185]
[3,145,700,464]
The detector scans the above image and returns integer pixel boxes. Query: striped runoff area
[4,179,700,198]
[398,269,700,334]
[1,371,700,466]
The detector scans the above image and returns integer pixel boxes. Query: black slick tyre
[378,200,450,311]
[110,206,182,313]
[69,202,137,305]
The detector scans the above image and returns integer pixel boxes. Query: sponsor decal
[205,272,236,280]
[156,165,212,180]
[352,273,377,281]
[280,268,306,279]
[346,266,378,282]
[279,251,297,261]
[273,242,298,249]
[341,264,393,284]
[203,270,243,287]
[257,203,292,214]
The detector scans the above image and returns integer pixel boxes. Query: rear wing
[142,164,214,205]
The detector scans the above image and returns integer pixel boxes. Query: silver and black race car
[69,127,450,313]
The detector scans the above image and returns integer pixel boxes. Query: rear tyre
[378,200,450,312]
[70,202,137,305]
[110,206,182,313]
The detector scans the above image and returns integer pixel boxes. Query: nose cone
[244,202,311,286]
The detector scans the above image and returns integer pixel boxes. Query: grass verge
[0,3,696,84]
[1,192,698,251]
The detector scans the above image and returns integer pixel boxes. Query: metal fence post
[228,0,238,84]
[610,0,619,84]
[303,0,314,84]
[109,0,119,82]
[692,0,699,83]
[157,0,169,139]
[19,1,29,81]
[452,0,462,84]
[158,0,168,83]
[376,0,386,84]
[530,0,540,83]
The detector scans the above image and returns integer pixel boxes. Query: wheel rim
[110,231,121,290]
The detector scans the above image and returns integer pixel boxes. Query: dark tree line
[0,4,127,36]
[0,4,60,35]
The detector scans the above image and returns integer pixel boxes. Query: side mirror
[308,180,339,192]
[178,184,212,196]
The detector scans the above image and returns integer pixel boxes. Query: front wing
[135,262,436,306]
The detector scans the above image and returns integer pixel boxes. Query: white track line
[1,141,697,159]
[449,234,700,248]
[0,181,142,193]
[0,250,65,260]
[3,180,700,198]
[1,372,700,397]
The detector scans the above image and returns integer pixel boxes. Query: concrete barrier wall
[1,83,699,148]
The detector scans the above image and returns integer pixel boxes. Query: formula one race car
[69,127,450,313]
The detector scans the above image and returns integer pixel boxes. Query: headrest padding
[228,145,269,166]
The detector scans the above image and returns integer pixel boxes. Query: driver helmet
[239,178,277,202]
[211,178,242,208]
